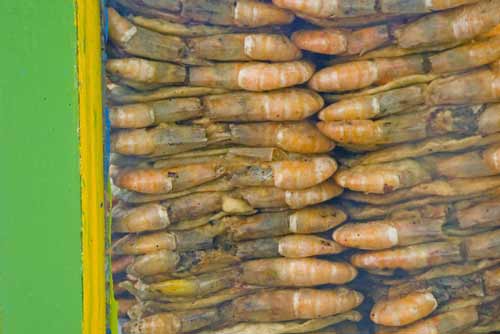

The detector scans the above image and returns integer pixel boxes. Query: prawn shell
[292,29,348,55]
[430,36,500,74]
[108,8,205,65]
[165,192,223,223]
[114,163,223,194]
[380,0,480,14]
[271,156,338,189]
[241,258,358,286]
[277,235,345,258]
[112,203,170,233]
[319,85,426,121]
[272,0,339,18]
[233,0,295,27]
[478,103,500,135]
[334,222,400,250]
[203,88,324,122]
[123,312,181,334]
[113,232,177,255]
[188,34,301,62]
[351,242,463,271]
[456,198,500,229]
[380,307,479,334]
[111,128,156,156]
[230,122,335,153]
[484,266,500,295]
[224,211,290,241]
[243,34,301,61]
[433,150,497,178]
[284,180,344,209]
[127,250,180,277]
[463,229,500,260]
[334,159,432,194]
[110,103,156,128]
[370,292,438,327]
[109,98,203,128]
[395,0,500,48]
[238,61,315,91]
[114,168,173,194]
[272,0,376,18]
[237,186,287,209]
[229,288,364,322]
[106,58,186,85]
[317,120,384,145]
[308,60,379,92]
[288,205,347,233]
[483,144,500,173]
[274,122,335,153]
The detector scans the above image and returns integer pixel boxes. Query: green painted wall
[0,1,82,333]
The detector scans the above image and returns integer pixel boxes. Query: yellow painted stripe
[76,1,106,333]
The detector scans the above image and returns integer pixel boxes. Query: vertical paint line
[76,0,106,333]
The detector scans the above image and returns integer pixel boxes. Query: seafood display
[106,1,500,334]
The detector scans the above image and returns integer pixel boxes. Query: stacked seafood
[283,1,500,334]
[107,2,365,334]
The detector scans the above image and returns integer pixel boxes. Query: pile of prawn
[106,1,500,334]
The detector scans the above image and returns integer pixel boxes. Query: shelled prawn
[112,121,335,157]
[106,57,315,92]
[110,89,324,128]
